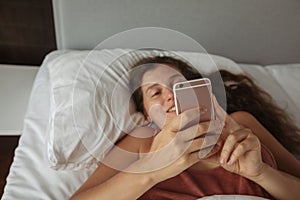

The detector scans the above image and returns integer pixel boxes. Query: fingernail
[220,157,225,164]
[199,107,207,114]
[227,158,234,165]
[198,148,210,159]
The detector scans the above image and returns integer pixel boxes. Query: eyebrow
[169,74,185,84]
[144,74,184,96]
[144,83,160,97]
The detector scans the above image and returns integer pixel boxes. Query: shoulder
[116,126,156,154]
[129,126,157,139]
[229,111,258,127]
[229,111,268,142]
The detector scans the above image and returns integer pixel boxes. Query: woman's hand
[129,107,223,183]
[212,96,264,178]
[212,98,300,200]
[220,125,264,178]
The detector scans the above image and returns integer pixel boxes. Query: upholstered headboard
[52,0,300,65]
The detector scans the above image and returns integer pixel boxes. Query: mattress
[2,51,299,200]
[0,64,39,135]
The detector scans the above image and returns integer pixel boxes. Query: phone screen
[173,78,215,122]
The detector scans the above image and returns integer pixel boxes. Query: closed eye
[151,91,161,98]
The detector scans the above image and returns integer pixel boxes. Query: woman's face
[141,64,186,128]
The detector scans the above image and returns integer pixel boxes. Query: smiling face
[141,64,186,128]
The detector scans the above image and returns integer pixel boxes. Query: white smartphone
[173,78,215,122]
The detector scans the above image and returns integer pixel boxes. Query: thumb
[212,95,226,123]
[212,95,242,133]
[168,106,207,132]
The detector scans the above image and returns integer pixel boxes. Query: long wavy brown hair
[129,55,300,157]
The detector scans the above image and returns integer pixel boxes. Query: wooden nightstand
[0,64,39,136]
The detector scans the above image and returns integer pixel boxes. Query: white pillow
[265,64,300,112]
[239,64,300,129]
[46,49,241,170]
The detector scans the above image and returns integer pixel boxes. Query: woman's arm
[70,108,218,199]
[70,127,154,199]
[249,163,300,200]
[70,167,158,200]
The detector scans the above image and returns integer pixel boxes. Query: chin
[154,112,177,129]
[165,112,176,123]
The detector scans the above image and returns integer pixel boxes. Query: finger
[227,133,260,165]
[179,120,223,142]
[188,133,221,157]
[212,95,242,132]
[199,133,221,159]
[203,139,223,159]
[178,123,208,141]
[188,151,202,165]
[173,121,222,160]
[212,95,226,123]
[220,129,250,164]
[173,124,206,155]
[226,115,243,133]
[168,107,207,132]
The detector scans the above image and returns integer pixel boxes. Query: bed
[2,0,300,199]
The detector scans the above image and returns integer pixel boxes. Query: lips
[166,106,176,113]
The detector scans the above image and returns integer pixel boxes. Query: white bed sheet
[2,53,299,199]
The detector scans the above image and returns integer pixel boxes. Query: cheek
[147,104,167,129]
[143,97,161,115]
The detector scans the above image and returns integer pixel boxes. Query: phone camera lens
[179,83,184,88]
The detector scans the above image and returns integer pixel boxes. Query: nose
[164,87,174,102]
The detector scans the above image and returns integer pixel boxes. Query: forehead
[141,64,181,84]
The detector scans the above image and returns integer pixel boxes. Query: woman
[70,56,300,200]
